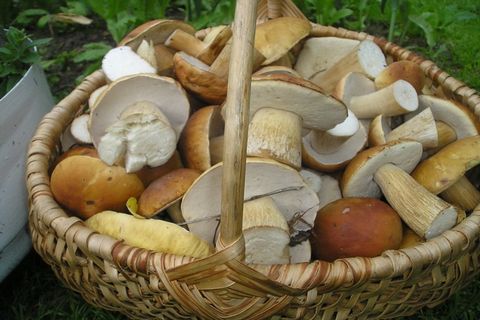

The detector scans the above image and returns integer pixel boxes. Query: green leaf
[73,42,112,63]
[15,8,49,25]
[37,15,52,28]
[409,13,436,47]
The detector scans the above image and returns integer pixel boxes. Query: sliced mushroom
[70,114,92,144]
[248,74,347,131]
[332,72,376,108]
[152,44,176,77]
[173,51,227,104]
[299,169,323,194]
[294,37,359,80]
[137,168,201,218]
[165,26,232,65]
[254,17,311,66]
[289,240,311,264]
[412,136,480,212]
[88,85,107,109]
[349,80,418,119]
[119,19,195,50]
[247,107,302,169]
[136,39,158,69]
[89,74,190,172]
[369,108,438,149]
[179,105,224,172]
[300,169,342,209]
[102,46,157,82]
[254,65,301,78]
[342,140,457,239]
[310,40,387,94]
[135,151,183,186]
[181,158,320,244]
[375,60,426,93]
[243,196,290,265]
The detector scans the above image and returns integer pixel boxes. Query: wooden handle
[219,0,258,246]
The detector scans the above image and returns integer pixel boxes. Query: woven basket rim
[27,19,480,297]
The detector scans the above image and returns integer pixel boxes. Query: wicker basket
[27,0,480,319]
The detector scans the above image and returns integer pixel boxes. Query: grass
[2,1,480,319]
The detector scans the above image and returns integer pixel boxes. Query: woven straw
[27,0,480,319]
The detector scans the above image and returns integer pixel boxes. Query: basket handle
[218,0,258,247]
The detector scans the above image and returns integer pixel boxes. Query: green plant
[73,41,112,82]
[175,0,235,29]
[0,27,50,97]
[301,0,353,26]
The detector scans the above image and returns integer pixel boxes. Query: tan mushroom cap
[181,158,320,244]
[341,140,423,198]
[179,105,224,172]
[302,123,367,172]
[249,74,347,130]
[119,19,195,50]
[173,51,227,104]
[255,17,311,66]
[88,74,190,149]
[254,65,301,77]
[412,135,480,194]
[375,60,426,93]
[137,168,201,218]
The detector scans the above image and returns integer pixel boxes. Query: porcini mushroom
[70,114,92,144]
[102,46,157,82]
[310,40,387,94]
[412,136,480,212]
[300,169,342,209]
[375,60,426,93]
[181,158,320,245]
[89,74,190,172]
[342,140,457,239]
[179,105,224,172]
[332,72,376,108]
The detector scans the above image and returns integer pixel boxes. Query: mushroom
[349,80,418,119]
[289,240,312,264]
[253,65,301,78]
[300,169,342,209]
[302,110,367,172]
[101,46,157,82]
[342,140,457,239]
[165,25,232,65]
[247,107,302,169]
[179,105,224,172]
[412,136,480,212]
[88,85,107,109]
[254,17,311,66]
[374,60,426,93]
[70,114,92,144]
[247,74,347,131]
[368,108,438,149]
[136,39,158,69]
[242,196,290,265]
[119,19,195,50]
[134,151,183,186]
[89,74,190,172]
[310,40,387,94]
[208,135,224,166]
[181,158,320,245]
[136,168,201,218]
[294,37,359,80]
[173,51,228,104]
[332,72,376,108]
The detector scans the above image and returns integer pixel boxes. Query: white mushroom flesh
[102,46,157,81]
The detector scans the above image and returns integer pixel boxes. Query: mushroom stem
[247,108,302,169]
[440,176,480,212]
[165,29,207,58]
[374,163,457,239]
[350,80,418,119]
[436,121,457,148]
[310,131,352,154]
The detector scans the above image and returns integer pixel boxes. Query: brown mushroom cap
[179,105,224,172]
[137,168,201,218]
[341,140,423,198]
[248,74,347,130]
[89,74,190,149]
[119,19,195,50]
[173,51,227,104]
[374,60,426,93]
[255,17,311,65]
[135,151,183,186]
[51,155,144,219]
[412,136,480,194]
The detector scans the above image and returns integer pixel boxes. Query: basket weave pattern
[27,1,480,319]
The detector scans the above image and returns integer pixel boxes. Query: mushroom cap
[375,60,426,93]
[173,51,227,104]
[119,19,195,50]
[302,123,367,172]
[254,65,301,77]
[249,74,347,130]
[294,37,359,80]
[412,136,480,194]
[341,140,423,198]
[138,168,201,218]
[179,105,224,172]
[407,95,480,139]
[181,158,320,244]
[134,151,183,186]
[88,74,190,149]
[255,17,311,65]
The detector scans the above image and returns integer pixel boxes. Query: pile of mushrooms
[52,17,480,265]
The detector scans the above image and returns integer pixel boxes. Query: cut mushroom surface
[70,114,92,144]
[102,46,157,81]
[333,72,376,108]
[181,158,320,244]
